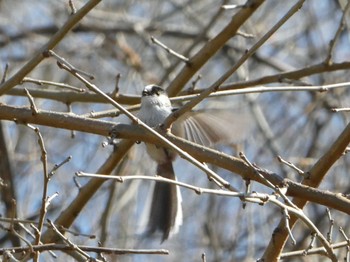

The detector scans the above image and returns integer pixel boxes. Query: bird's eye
[152,86,161,96]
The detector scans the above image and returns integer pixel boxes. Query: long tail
[147,161,183,242]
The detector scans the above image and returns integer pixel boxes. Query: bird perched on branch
[138,84,249,242]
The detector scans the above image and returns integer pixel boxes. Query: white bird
[138,84,250,242]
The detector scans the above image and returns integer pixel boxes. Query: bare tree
[1,0,350,261]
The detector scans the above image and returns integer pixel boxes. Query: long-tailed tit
[138,84,247,242]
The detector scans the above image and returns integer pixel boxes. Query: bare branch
[0,0,102,96]
[151,36,190,63]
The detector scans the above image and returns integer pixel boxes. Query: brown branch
[0,121,20,246]
[166,0,265,96]
[0,104,116,136]
[0,243,169,256]
[0,104,349,215]
[217,61,350,92]
[280,240,348,259]
[7,87,140,105]
[151,36,190,63]
[1,63,9,84]
[24,124,53,261]
[5,60,350,106]
[325,0,350,64]
[47,220,92,260]
[262,121,350,261]
[21,77,85,92]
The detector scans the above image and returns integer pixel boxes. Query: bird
[138,84,250,242]
[138,84,182,242]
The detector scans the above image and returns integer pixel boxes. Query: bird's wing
[172,108,253,146]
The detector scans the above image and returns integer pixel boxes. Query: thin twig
[47,219,93,260]
[332,107,350,112]
[48,156,72,178]
[0,218,97,240]
[7,80,350,107]
[73,176,82,189]
[239,152,274,189]
[236,30,255,38]
[47,50,95,80]
[219,61,350,92]
[281,241,348,259]
[325,0,350,64]
[68,0,77,15]
[339,227,350,244]
[151,36,190,63]
[17,223,57,258]
[240,153,297,209]
[76,172,243,197]
[22,77,85,92]
[282,208,296,245]
[326,208,334,243]
[221,4,246,10]
[25,124,50,260]
[303,233,317,255]
[187,74,202,92]
[277,156,307,178]
[0,243,169,255]
[1,63,9,84]
[3,250,21,262]
[24,88,39,115]
[44,193,59,212]
[66,103,76,138]
[111,73,121,97]
[9,200,34,260]
[242,179,251,208]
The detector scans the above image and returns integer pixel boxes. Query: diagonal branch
[163,0,306,129]
[166,0,265,96]
[261,121,350,261]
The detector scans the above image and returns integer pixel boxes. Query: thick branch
[0,104,349,216]
[167,0,265,96]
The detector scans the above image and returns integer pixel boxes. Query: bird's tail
[147,161,183,242]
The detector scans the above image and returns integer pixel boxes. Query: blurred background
[1,0,350,261]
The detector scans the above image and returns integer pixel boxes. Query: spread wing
[172,109,253,147]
